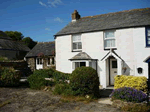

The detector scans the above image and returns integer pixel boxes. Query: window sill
[72,50,82,52]
[104,48,117,50]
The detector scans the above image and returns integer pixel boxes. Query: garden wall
[0,60,32,77]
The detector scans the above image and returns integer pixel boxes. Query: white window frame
[72,60,96,71]
[72,34,82,51]
[104,30,116,49]
[37,58,43,65]
[47,57,55,66]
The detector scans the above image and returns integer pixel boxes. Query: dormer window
[72,34,82,51]
[104,30,116,49]
[146,27,150,47]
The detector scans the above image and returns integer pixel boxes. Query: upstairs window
[146,27,150,47]
[72,34,82,51]
[104,30,116,49]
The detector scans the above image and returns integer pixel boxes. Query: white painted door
[110,59,117,85]
[36,58,43,69]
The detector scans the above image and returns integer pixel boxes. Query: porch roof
[101,50,123,61]
[69,52,98,61]
[144,56,150,63]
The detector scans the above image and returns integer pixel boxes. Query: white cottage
[54,8,150,88]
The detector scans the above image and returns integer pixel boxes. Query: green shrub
[110,87,147,103]
[0,67,21,86]
[114,75,147,92]
[52,70,70,83]
[53,83,69,94]
[27,74,46,89]
[69,67,100,98]
[27,68,55,89]
[33,68,54,78]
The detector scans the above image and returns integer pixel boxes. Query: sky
[0,0,150,42]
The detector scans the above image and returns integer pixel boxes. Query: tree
[4,31,24,41]
[22,37,37,49]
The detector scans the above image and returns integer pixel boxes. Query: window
[74,62,86,69]
[112,61,117,68]
[104,30,116,49]
[146,27,150,47]
[37,58,42,65]
[47,57,55,65]
[72,34,82,51]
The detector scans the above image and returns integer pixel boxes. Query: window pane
[37,58,39,64]
[52,57,54,64]
[75,62,80,68]
[105,31,114,38]
[78,42,82,49]
[73,43,77,49]
[73,35,78,41]
[147,29,150,36]
[48,58,50,65]
[80,62,86,67]
[89,62,92,67]
[111,39,115,47]
[73,35,81,41]
[40,59,42,64]
[112,61,117,68]
[105,39,115,47]
[105,40,111,47]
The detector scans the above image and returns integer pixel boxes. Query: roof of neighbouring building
[69,52,97,60]
[0,31,12,40]
[0,31,30,51]
[25,41,55,57]
[55,8,150,36]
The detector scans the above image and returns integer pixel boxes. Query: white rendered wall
[55,27,149,88]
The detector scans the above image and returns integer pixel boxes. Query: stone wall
[26,56,55,71]
[26,57,36,71]
[0,60,32,77]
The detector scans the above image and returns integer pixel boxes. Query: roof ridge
[38,41,55,44]
[81,7,150,19]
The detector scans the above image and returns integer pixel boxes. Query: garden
[0,65,150,112]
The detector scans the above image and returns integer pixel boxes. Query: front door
[36,58,43,69]
[110,59,117,85]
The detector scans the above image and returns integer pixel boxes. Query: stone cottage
[25,41,55,71]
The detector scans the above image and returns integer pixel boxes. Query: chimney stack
[72,10,81,22]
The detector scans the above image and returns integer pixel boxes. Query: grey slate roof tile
[0,31,30,51]
[69,52,92,60]
[55,8,150,36]
[25,41,55,57]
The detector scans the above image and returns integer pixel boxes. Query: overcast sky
[0,0,150,42]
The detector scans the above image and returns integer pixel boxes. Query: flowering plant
[110,87,147,103]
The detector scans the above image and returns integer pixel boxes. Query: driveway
[0,88,121,112]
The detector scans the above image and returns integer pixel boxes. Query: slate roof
[69,52,97,60]
[0,31,30,51]
[25,41,55,57]
[0,31,12,40]
[55,8,150,36]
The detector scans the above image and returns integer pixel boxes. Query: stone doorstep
[98,98,112,105]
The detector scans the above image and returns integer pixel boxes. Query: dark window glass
[80,62,86,67]
[112,61,117,68]
[52,57,55,64]
[48,58,50,65]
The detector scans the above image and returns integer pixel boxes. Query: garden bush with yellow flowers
[114,75,147,92]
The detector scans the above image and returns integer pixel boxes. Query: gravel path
[0,88,121,112]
